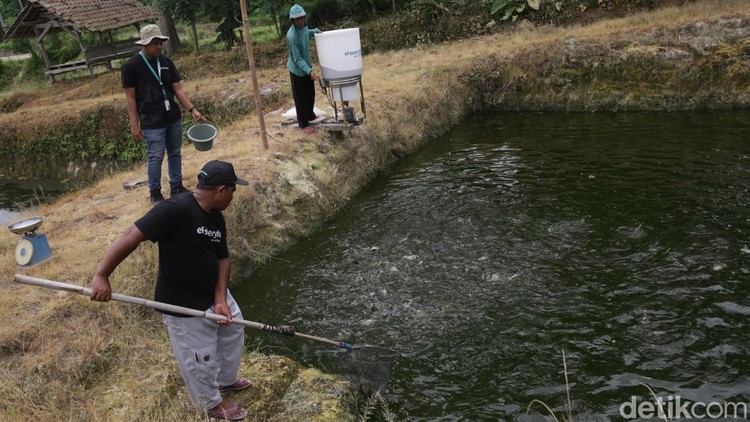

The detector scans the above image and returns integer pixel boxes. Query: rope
[258,129,284,143]
[261,324,295,336]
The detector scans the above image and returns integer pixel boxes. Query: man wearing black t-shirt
[123,24,204,204]
[90,160,251,421]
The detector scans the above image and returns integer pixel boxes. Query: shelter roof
[4,0,155,40]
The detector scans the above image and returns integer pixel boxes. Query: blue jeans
[143,119,183,191]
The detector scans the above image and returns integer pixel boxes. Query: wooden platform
[317,118,366,132]
[45,40,140,81]
[277,117,366,132]
[84,41,140,66]
[45,60,89,76]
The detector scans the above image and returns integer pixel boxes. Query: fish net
[253,323,399,395]
[336,346,401,395]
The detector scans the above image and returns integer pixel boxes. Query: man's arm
[172,81,204,122]
[90,225,148,302]
[212,257,232,324]
[124,87,143,142]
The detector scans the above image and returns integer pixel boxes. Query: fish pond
[237,110,750,420]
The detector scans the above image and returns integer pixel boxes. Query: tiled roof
[4,0,155,39]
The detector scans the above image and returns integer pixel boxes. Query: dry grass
[0,1,748,420]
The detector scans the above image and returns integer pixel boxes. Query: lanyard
[139,51,168,99]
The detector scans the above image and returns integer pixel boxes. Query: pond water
[235,111,750,420]
[0,176,73,226]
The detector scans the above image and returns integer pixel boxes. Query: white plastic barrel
[315,28,362,101]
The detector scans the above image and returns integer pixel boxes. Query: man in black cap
[90,160,251,421]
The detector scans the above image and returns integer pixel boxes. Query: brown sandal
[207,401,247,421]
[219,377,252,392]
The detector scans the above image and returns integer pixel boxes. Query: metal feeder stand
[319,75,366,131]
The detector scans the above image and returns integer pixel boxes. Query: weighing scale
[7,217,52,267]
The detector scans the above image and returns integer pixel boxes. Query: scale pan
[7,217,43,234]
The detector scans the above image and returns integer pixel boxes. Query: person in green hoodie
[286,4,321,133]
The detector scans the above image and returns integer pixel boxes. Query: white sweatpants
[162,290,245,410]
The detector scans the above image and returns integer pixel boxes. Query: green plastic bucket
[187,124,217,151]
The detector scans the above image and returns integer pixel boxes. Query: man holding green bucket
[122,24,204,204]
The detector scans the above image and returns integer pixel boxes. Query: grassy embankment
[0,1,748,420]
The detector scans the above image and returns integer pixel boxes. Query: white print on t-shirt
[196,226,222,243]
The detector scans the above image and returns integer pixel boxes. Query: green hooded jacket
[286,4,320,77]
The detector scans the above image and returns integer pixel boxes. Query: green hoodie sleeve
[287,26,316,76]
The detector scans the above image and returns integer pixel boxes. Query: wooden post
[33,26,54,83]
[239,0,269,149]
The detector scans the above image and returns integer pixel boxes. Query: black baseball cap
[197,160,249,187]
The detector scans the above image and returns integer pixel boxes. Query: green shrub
[44,33,84,64]
[0,60,14,90]
[18,52,46,82]
[0,38,32,54]
[361,7,494,52]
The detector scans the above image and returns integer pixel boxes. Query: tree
[255,0,287,38]
[158,13,181,56]
[0,0,21,35]
[155,0,245,52]
[154,0,201,53]
[150,0,181,56]
[367,0,377,16]
[0,0,22,23]
[205,0,242,50]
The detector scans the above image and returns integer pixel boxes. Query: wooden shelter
[3,0,156,82]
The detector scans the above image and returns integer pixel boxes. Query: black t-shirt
[135,193,229,315]
[121,52,183,129]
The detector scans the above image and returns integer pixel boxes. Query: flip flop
[207,401,247,421]
[219,377,252,392]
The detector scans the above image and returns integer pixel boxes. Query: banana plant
[491,0,540,21]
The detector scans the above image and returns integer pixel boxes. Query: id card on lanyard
[140,52,171,111]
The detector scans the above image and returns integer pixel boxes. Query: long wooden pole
[14,274,351,350]
[239,0,268,149]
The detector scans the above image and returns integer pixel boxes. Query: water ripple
[236,111,750,420]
